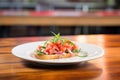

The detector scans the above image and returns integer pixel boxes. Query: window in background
[0,0,120,37]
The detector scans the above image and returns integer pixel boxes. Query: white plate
[12,41,104,65]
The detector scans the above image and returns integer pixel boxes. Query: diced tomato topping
[38,46,42,49]
[38,39,79,55]
[72,45,78,50]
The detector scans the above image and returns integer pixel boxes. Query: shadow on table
[18,60,103,80]
[22,60,103,71]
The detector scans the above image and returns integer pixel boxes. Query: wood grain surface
[0,34,120,80]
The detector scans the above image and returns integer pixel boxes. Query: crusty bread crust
[34,53,78,60]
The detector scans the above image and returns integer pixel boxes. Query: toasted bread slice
[34,53,78,60]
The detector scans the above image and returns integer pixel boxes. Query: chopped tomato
[38,46,42,49]
[72,45,78,50]
[37,37,80,55]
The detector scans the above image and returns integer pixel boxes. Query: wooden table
[0,16,120,26]
[0,34,120,80]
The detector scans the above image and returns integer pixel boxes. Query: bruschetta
[34,32,80,60]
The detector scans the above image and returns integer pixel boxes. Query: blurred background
[0,0,120,37]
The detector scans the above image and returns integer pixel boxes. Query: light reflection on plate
[12,41,104,65]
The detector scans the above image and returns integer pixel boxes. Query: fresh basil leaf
[69,41,74,45]
[51,31,56,36]
[72,49,81,53]
[42,46,46,49]
[36,50,44,56]
[51,32,61,43]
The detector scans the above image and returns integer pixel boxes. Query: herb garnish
[72,49,81,53]
[51,32,60,43]
[36,50,44,56]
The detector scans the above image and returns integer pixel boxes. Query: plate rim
[11,41,104,64]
